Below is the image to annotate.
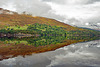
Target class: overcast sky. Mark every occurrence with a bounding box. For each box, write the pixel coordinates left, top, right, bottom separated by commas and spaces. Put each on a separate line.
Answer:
0, 0, 100, 29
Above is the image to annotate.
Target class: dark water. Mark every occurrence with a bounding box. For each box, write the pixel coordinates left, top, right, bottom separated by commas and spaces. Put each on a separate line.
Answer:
0, 36, 100, 67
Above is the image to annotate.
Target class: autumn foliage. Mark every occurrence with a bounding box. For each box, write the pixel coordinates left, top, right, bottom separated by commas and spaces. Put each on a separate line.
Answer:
0, 8, 80, 31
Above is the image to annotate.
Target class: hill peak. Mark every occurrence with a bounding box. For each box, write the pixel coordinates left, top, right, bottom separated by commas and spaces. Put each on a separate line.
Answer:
0, 8, 18, 14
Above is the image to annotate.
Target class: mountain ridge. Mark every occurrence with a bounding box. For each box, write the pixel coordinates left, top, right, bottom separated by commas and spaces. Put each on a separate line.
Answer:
0, 8, 99, 37
0, 8, 80, 31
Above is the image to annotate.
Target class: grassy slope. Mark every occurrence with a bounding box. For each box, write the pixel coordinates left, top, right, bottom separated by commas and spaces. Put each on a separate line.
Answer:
0, 14, 82, 31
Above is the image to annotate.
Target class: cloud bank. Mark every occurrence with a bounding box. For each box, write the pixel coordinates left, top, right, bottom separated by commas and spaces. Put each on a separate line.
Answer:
0, 0, 100, 29
42, 0, 100, 28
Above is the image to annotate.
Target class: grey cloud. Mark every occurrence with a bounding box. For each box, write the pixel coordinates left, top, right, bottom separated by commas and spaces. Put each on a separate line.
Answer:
12, 0, 51, 16
87, 0, 100, 4
42, 0, 100, 5
41, 0, 66, 4
42, 0, 100, 29
0, 0, 50, 15
0, 0, 64, 21
0, 0, 100, 29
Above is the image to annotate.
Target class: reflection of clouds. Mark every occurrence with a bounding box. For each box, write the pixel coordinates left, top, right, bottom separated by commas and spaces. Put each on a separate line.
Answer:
0, 56, 31, 66
47, 40, 100, 67
0, 58, 16, 66
0, 40, 100, 67
0, 54, 51, 67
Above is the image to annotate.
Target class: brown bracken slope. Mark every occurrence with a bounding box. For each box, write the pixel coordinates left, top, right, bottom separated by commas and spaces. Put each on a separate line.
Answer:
0, 8, 83, 31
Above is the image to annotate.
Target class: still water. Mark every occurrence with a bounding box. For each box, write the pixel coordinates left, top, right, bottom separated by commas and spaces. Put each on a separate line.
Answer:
0, 36, 99, 67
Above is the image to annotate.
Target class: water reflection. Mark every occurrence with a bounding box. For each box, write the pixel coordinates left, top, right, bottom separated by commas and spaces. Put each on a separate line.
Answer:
0, 36, 99, 61
0, 40, 99, 67
0, 36, 67, 47
0, 36, 99, 47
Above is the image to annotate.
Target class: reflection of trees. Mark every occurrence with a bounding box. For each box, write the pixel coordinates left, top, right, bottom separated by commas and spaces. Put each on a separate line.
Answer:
0, 36, 66, 47
27, 36, 66, 47
0, 35, 99, 47
68, 36, 99, 40
26, 36, 99, 47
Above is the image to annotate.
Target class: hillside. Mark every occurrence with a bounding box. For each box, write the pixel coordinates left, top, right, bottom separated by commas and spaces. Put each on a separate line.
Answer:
0, 8, 99, 37
0, 8, 80, 30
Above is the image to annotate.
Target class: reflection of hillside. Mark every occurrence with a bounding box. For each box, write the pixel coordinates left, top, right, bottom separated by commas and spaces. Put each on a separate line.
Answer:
0, 36, 99, 46
0, 36, 99, 61
0, 36, 66, 47
68, 36, 100, 41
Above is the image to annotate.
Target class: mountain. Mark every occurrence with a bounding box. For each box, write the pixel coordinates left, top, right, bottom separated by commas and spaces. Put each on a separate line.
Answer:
79, 27, 100, 31
0, 8, 80, 30
0, 8, 99, 37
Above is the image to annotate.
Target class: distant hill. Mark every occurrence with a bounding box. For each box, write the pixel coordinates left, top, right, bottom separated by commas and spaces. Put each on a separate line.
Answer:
79, 27, 100, 31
